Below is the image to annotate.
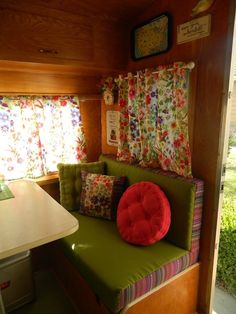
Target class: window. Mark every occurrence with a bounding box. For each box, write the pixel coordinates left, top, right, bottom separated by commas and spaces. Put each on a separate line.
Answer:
0, 95, 87, 180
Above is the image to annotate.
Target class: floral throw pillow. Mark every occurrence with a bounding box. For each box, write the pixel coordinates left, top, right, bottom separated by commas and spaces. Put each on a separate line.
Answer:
80, 171, 126, 220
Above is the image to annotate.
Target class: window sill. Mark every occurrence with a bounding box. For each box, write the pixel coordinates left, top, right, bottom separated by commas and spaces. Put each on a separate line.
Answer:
33, 174, 59, 186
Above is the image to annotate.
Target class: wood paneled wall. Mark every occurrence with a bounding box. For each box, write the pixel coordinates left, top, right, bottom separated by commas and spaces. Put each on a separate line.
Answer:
80, 99, 102, 162
126, 1, 235, 314
0, 71, 99, 95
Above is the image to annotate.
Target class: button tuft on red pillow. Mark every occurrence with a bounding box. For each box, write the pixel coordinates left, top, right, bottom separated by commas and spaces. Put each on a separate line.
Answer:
117, 182, 171, 246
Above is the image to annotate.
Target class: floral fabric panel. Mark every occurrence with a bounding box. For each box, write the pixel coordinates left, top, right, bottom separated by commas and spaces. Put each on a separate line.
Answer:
0, 95, 87, 180
155, 63, 192, 177
80, 171, 126, 220
116, 75, 131, 161
116, 62, 192, 177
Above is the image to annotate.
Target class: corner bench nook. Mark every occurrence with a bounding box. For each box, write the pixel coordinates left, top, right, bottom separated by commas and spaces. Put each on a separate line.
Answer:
51, 154, 204, 314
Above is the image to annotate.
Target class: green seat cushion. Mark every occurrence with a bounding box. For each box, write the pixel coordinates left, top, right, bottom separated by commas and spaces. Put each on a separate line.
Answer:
99, 155, 196, 251
58, 213, 187, 313
57, 161, 105, 211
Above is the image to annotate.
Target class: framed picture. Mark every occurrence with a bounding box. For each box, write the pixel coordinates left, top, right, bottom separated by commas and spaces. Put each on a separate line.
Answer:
131, 13, 171, 60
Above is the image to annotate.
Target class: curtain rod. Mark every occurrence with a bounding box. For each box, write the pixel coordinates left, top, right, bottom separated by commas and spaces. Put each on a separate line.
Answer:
121, 62, 195, 79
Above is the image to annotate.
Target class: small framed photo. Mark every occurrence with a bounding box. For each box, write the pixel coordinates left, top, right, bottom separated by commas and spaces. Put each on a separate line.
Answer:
131, 13, 171, 60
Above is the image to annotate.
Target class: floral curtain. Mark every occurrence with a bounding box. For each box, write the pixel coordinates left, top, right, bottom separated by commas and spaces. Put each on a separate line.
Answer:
0, 95, 87, 180
116, 62, 192, 177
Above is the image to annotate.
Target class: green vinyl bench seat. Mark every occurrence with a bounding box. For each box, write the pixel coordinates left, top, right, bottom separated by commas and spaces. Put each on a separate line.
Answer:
58, 213, 189, 313
57, 154, 204, 313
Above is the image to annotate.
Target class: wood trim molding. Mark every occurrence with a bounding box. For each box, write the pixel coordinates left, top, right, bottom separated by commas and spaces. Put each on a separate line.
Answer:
0, 60, 123, 77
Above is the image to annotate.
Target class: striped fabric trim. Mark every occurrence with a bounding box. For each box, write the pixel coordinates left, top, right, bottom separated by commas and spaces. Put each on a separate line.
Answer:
117, 176, 204, 311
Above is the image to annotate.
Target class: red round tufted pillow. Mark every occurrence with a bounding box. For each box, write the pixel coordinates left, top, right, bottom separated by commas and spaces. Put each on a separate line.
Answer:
117, 182, 171, 246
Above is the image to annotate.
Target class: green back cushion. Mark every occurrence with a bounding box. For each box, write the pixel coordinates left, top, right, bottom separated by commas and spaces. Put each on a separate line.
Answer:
57, 161, 105, 211
99, 155, 196, 251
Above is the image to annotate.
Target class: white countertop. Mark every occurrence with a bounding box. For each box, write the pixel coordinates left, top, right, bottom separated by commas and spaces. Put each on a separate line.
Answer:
0, 180, 79, 259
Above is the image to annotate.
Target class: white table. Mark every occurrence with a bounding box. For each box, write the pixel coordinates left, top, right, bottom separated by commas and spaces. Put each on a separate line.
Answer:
0, 180, 79, 313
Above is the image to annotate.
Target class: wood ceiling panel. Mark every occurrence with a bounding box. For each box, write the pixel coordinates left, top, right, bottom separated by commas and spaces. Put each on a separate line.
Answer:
0, 0, 156, 22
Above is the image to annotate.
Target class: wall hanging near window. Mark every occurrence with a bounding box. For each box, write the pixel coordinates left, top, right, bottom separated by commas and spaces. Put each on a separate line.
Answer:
0, 95, 87, 180
99, 77, 117, 105
115, 61, 195, 178
131, 13, 171, 60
